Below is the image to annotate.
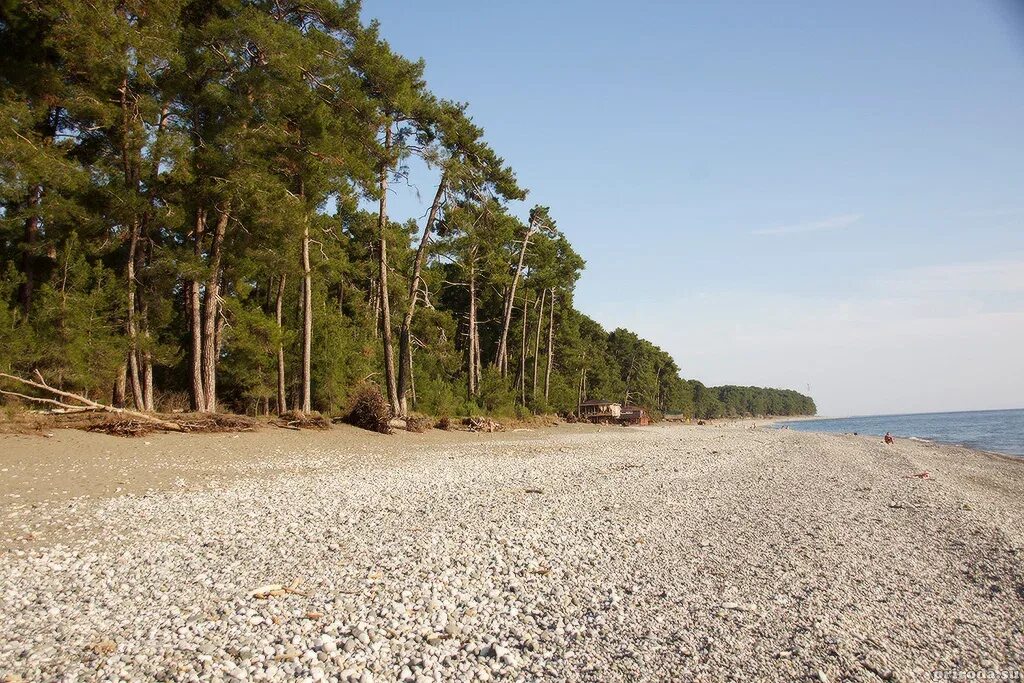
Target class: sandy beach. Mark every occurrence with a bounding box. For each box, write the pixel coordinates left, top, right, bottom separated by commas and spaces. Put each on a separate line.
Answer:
1, 422, 1022, 682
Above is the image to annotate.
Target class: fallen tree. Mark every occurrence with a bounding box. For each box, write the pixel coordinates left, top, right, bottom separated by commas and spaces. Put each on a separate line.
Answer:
0, 370, 185, 432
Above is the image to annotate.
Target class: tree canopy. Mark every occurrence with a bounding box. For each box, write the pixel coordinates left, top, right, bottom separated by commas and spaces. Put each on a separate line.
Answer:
0, 0, 815, 421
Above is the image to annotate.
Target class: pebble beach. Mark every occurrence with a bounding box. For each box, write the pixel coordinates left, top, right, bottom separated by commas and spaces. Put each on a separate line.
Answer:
1, 423, 1022, 682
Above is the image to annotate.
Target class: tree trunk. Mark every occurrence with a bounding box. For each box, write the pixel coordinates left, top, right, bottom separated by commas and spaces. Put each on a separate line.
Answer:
407, 337, 416, 409
532, 288, 545, 401
188, 209, 206, 412
545, 291, 555, 402
137, 105, 167, 413
397, 171, 446, 416
494, 225, 535, 375
377, 126, 400, 415
467, 255, 478, 398
276, 273, 288, 415
474, 306, 482, 387
577, 367, 584, 415
301, 218, 312, 414
142, 355, 153, 411
125, 218, 145, 410
369, 274, 380, 339
113, 364, 127, 408
200, 206, 229, 413
140, 249, 154, 412
519, 293, 528, 404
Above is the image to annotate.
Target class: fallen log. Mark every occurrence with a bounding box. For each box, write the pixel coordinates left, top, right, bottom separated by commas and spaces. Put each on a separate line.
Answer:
0, 371, 184, 432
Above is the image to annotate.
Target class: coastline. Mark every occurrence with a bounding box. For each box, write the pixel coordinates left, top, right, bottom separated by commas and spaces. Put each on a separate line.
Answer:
766, 411, 1024, 460
2, 422, 1022, 681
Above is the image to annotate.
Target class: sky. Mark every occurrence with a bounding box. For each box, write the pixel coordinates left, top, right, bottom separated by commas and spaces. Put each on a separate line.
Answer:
361, 0, 1024, 417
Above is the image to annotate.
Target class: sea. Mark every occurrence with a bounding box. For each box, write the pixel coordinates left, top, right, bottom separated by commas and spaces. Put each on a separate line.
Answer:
777, 408, 1024, 457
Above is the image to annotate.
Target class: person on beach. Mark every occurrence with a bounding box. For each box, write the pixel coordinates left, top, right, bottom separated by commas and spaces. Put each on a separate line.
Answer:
884, 432, 895, 445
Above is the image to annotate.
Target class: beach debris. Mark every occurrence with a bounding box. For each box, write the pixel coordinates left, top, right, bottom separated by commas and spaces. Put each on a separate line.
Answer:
435, 416, 452, 431
88, 639, 117, 655
250, 580, 307, 599
87, 419, 156, 438
1, 371, 259, 436
906, 471, 930, 479
524, 487, 544, 494
340, 382, 393, 434
274, 411, 330, 430
0, 370, 184, 432
406, 416, 433, 433
462, 417, 504, 432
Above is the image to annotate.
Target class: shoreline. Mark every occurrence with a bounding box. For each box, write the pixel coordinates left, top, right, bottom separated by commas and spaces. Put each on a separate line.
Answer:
766, 415, 1024, 461
2, 423, 1022, 681
3, 418, 1021, 548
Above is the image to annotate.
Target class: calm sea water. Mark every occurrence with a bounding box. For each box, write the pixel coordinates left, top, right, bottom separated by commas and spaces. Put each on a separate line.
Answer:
778, 409, 1024, 457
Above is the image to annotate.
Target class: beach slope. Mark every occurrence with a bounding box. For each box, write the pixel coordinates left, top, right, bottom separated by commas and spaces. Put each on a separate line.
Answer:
1, 423, 1021, 681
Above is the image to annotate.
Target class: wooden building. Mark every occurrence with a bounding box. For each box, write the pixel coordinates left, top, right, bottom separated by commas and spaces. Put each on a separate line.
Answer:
620, 405, 650, 426
579, 399, 622, 423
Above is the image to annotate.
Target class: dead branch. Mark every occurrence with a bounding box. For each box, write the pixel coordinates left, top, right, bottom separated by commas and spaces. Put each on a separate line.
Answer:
0, 372, 184, 432
0, 389, 92, 413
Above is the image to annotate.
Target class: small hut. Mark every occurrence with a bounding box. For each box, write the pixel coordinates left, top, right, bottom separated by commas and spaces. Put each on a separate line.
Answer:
620, 405, 650, 426
579, 399, 622, 424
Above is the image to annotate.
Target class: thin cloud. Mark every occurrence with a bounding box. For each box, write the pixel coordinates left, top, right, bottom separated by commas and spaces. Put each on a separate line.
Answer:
959, 207, 1024, 219
876, 256, 1024, 294
752, 213, 862, 236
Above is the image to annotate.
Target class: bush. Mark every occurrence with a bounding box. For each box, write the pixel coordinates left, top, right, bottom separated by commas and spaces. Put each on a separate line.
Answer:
341, 382, 393, 434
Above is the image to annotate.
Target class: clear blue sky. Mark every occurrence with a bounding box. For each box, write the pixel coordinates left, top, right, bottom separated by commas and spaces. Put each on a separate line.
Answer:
362, 0, 1024, 416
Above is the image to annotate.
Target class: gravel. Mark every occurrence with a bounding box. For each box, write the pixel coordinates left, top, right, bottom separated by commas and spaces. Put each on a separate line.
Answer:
1, 424, 1023, 681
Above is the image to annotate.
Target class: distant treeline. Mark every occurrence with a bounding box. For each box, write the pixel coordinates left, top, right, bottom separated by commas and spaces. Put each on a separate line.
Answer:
0, 1, 814, 422
690, 385, 816, 420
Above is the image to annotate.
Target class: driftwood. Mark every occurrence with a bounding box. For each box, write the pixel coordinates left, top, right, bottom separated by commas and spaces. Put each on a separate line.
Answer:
274, 411, 330, 431
462, 416, 504, 433
0, 371, 184, 431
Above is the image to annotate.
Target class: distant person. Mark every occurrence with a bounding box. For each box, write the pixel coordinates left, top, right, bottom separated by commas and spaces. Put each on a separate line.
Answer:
884, 432, 895, 445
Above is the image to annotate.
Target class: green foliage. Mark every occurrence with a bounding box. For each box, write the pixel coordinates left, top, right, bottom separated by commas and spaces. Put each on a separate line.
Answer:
478, 368, 516, 417
20, 235, 126, 395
